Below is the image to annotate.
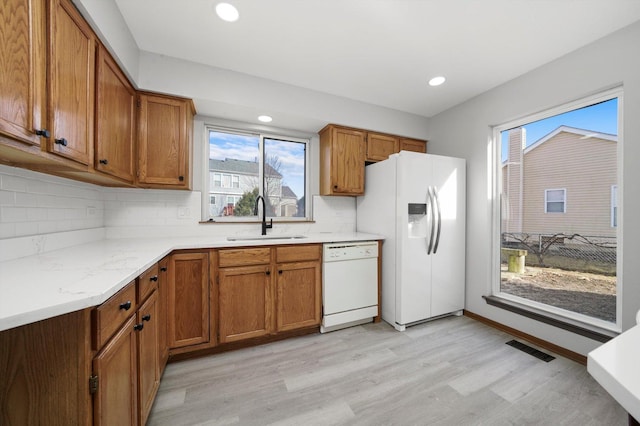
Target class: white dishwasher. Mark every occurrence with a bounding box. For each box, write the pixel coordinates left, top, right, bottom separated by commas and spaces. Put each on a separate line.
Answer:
321, 241, 379, 333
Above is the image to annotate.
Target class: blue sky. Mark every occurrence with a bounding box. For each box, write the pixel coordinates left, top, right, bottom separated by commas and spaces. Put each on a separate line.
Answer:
501, 98, 618, 161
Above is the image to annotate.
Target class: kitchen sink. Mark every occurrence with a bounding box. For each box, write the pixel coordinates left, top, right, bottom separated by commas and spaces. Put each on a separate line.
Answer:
226, 235, 307, 241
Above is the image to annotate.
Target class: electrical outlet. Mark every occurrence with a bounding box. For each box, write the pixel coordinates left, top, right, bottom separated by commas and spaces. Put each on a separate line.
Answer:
177, 207, 191, 219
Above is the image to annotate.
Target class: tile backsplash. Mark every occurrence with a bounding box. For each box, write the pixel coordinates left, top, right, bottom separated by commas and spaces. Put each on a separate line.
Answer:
0, 165, 104, 239
0, 165, 357, 251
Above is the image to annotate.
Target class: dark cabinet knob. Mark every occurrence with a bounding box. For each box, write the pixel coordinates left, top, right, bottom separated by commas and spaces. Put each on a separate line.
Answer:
133, 323, 144, 331
150, 275, 158, 282
142, 314, 151, 322
265, 270, 271, 276
35, 129, 50, 138
160, 267, 167, 272
333, 185, 338, 190
119, 301, 132, 311
99, 159, 108, 165
278, 270, 283, 275
54, 138, 68, 146
178, 175, 184, 182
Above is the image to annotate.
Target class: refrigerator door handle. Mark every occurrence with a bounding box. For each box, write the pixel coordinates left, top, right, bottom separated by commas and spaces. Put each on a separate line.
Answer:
432, 186, 442, 254
427, 186, 435, 255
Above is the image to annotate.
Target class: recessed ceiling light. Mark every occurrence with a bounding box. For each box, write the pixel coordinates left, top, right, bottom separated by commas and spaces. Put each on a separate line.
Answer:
258, 115, 272, 123
215, 3, 239, 22
429, 76, 446, 87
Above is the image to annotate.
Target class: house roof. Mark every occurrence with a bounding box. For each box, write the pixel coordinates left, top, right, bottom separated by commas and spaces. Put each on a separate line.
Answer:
523, 125, 617, 155
281, 186, 297, 199
209, 158, 282, 178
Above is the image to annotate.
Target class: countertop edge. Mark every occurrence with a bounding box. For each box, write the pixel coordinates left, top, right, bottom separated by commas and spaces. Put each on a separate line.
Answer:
0, 233, 383, 332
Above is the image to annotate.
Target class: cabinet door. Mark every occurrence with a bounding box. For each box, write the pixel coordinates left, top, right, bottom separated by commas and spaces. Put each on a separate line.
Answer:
93, 315, 138, 426
0, 0, 47, 146
399, 137, 427, 153
158, 257, 170, 371
95, 44, 135, 182
48, 0, 95, 165
366, 133, 399, 162
320, 125, 366, 195
137, 291, 160, 426
276, 260, 321, 332
168, 252, 210, 348
218, 265, 273, 343
137, 93, 192, 188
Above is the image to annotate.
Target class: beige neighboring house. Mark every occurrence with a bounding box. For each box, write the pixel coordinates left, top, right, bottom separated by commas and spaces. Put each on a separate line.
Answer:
502, 126, 617, 239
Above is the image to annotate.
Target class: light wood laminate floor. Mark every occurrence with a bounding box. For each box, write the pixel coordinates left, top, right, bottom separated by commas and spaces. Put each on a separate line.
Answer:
148, 316, 625, 426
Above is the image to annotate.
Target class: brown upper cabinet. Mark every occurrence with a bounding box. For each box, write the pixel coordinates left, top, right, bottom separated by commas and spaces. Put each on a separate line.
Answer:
319, 124, 366, 196
0, 0, 47, 148
399, 137, 427, 153
48, 0, 96, 165
319, 124, 427, 195
137, 93, 194, 190
95, 44, 136, 183
0, 0, 195, 189
366, 132, 399, 162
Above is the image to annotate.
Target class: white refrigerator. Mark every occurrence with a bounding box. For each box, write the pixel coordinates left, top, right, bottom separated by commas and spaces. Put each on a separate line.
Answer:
356, 151, 466, 331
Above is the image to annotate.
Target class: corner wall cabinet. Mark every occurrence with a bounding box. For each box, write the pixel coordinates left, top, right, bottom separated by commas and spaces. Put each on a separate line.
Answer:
319, 123, 427, 196
95, 44, 136, 183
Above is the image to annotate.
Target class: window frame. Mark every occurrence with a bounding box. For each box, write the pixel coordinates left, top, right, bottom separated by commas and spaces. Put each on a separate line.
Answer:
544, 188, 566, 213
202, 123, 312, 223
611, 184, 618, 228
490, 87, 623, 334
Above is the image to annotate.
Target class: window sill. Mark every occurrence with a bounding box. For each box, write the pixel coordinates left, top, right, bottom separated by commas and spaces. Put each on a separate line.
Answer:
199, 219, 315, 225
483, 295, 618, 343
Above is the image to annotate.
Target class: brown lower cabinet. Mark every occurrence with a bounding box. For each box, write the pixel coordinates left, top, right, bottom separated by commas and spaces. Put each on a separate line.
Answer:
218, 244, 322, 342
0, 244, 325, 424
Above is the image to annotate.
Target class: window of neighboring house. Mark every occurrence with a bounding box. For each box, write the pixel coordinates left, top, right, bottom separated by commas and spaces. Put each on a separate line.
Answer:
204, 126, 310, 221
494, 89, 621, 332
545, 189, 566, 213
611, 185, 618, 227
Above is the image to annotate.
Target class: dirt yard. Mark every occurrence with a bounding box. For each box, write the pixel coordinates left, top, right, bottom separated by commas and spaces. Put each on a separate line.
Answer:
500, 265, 617, 322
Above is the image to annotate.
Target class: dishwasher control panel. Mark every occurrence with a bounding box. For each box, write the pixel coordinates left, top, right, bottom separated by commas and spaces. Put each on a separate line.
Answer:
323, 241, 378, 262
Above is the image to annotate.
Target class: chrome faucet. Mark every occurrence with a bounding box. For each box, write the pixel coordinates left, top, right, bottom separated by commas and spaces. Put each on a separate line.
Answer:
254, 195, 273, 235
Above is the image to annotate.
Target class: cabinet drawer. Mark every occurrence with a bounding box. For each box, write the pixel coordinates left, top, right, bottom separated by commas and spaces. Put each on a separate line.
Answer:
93, 281, 136, 349
218, 248, 271, 267
138, 263, 159, 303
276, 244, 321, 263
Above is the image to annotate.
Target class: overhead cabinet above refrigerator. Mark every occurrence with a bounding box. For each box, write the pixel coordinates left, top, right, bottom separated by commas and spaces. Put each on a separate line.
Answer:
356, 151, 466, 331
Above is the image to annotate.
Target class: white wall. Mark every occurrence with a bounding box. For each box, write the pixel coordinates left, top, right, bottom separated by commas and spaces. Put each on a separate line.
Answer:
426, 21, 640, 354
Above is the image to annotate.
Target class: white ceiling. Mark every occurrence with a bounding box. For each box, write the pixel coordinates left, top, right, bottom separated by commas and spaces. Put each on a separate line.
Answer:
115, 0, 640, 118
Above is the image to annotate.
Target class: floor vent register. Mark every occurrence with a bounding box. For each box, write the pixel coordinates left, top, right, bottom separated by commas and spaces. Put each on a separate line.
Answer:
505, 339, 556, 362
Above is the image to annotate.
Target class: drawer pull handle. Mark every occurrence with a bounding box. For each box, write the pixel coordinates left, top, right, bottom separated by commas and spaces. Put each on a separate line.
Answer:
99, 159, 108, 165
150, 275, 158, 282
54, 138, 68, 146
35, 129, 50, 138
133, 323, 144, 331
119, 301, 132, 311
142, 314, 151, 322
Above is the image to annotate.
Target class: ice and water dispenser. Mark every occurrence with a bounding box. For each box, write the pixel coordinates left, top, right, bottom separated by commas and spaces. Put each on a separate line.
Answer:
408, 203, 428, 238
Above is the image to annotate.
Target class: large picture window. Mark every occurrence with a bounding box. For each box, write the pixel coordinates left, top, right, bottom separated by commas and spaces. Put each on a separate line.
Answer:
495, 89, 621, 331
205, 127, 309, 221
